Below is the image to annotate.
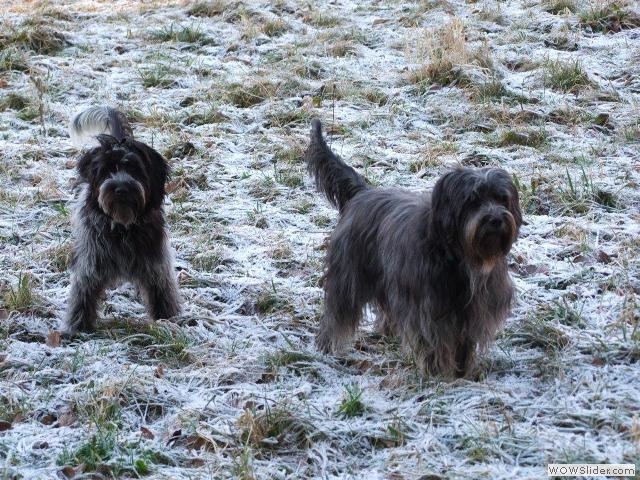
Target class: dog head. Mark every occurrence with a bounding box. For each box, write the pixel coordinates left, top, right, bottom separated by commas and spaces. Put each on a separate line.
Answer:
76, 134, 169, 227
431, 167, 522, 270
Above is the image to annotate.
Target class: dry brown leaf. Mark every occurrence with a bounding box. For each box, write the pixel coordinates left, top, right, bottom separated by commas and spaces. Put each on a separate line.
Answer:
39, 413, 57, 425
154, 364, 165, 378
140, 426, 155, 440
60, 465, 79, 479
46, 331, 62, 347
56, 410, 76, 427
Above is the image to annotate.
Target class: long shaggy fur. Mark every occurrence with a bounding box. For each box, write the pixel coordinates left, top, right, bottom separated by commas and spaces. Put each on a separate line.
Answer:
64, 106, 181, 335
305, 119, 369, 212
304, 120, 523, 378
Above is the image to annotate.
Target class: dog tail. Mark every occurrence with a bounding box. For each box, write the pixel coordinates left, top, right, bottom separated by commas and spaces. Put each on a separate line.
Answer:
304, 119, 368, 212
69, 106, 133, 146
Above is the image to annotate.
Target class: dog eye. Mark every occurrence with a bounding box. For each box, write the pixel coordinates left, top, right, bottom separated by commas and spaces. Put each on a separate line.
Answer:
497, 194, 510, 205
122, 153, 141, 166
467, 192, 479, 203
97, 164, 115, 177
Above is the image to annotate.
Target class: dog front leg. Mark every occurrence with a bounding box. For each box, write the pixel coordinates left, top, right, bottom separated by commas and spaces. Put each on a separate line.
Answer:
64, 276, 105, 335
454, 338, 476, 378
138, 263, 181, 320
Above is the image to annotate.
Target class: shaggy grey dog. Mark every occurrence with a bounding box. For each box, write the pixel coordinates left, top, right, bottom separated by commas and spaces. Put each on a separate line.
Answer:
305, 119, 522, 377
64, 106, 181, 335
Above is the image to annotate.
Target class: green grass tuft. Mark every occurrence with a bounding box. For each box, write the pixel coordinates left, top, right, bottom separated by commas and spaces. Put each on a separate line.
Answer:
261, 19, 288, 37
2, 273, 38, 313
544, 0, 577, 14
496, 128, 548, 148
187, 1, 228, 17
238, 403, 314, 450
0, 46, 29, 72
579, 2, 640, 33
151, 23, 213, 45
254, 282, 292, 315
58, 428, 118, 472
0, 93, 31, 112
544, 59, 592, 92
305, 12, 342, 27
337, 384, 367, 418
138, 64, 178, 88
0, 25, 67, 54
225, 80, 279, 108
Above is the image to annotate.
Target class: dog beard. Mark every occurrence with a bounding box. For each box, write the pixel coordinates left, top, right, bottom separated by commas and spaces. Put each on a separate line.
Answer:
464, 207, 519, 270
97, 171, 146, 228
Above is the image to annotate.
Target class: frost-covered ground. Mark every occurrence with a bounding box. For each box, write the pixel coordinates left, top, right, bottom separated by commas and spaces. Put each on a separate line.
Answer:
1, 0, 639, 478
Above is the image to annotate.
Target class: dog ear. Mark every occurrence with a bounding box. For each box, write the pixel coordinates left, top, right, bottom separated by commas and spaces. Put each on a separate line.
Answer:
507, 177, 524, 228
430, 168, 470, 244
75, 151, 94, 181
491, 168, 524, 228
135, 141, 169, 210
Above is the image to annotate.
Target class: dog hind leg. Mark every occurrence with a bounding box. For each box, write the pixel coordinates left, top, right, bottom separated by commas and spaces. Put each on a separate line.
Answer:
316, 262, 373, 352
316, 278, 363, 352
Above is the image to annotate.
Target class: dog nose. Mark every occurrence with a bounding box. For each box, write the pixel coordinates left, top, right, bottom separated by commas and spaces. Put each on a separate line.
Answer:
115, 186, 127, 196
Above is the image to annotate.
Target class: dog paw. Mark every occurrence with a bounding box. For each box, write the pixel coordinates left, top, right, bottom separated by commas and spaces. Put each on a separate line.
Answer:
315, 330, 335, 353
63, 315, 96, 337
151, 303, 181, 320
